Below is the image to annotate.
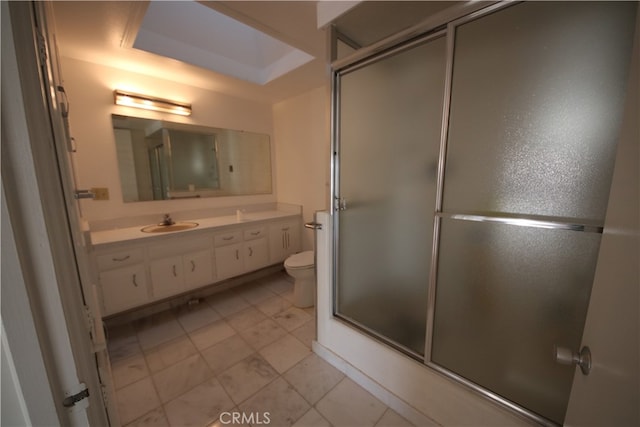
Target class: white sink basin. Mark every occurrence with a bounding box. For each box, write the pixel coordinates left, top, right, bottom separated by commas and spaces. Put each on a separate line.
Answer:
141, 222, 199, 233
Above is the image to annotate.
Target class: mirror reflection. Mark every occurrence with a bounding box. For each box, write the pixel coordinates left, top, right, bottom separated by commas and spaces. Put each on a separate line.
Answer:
111, 115, 272, 202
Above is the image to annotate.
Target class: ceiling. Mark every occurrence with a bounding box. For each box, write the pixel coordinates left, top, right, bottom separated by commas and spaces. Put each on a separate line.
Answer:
50, 1, 462, 104
133, 2, 315, 85
51, 1, 329, 104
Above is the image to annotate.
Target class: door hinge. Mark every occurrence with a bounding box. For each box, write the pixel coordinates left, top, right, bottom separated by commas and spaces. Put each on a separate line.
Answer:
63, 383, 89, 408
84, 304, 107, 353
334, 197, 347, 211
101, 383, 110, 408
36, 31, 48, 64
84, 305, 95, 335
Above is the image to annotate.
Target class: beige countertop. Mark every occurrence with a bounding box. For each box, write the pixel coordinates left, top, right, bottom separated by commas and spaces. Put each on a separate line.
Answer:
90, 210, 300, 248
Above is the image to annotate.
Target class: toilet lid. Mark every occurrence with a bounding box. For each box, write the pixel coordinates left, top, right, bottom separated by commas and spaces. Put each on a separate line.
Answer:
285, 251, 314, 268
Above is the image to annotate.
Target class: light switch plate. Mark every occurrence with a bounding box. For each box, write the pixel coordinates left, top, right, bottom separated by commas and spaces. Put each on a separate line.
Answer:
91, 187, 109, 200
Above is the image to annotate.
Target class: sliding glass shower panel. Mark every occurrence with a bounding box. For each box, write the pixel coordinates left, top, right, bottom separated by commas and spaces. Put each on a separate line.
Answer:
431, 1, 637, 424
432, 218, 602, 424
336, 35, 446, 355
442, 1, 637, 222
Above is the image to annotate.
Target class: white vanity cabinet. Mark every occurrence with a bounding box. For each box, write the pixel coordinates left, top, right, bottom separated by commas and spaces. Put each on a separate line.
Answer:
96, 247, 149, 316
91, 211, 302, 317
214, 226, 269, 280
214, 230, 244, 281
148, 236, 213, 300
269, 219, 302, 263
243, 226, 269, 272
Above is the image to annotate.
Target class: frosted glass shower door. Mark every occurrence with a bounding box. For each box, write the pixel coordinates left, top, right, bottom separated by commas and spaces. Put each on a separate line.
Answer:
430, 2, 637, 425
335, 35, 446, 355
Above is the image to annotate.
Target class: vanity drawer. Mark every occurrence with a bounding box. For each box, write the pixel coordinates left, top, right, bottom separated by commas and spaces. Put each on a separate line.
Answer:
148, 236, 211, 260
243, 226, 266, 241
96, 248, 144, 270
214, 230, 242, 246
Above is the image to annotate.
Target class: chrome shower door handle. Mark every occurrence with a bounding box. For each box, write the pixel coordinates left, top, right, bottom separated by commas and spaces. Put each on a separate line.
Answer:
554, 345, 591, 375
304, 222, 323, 230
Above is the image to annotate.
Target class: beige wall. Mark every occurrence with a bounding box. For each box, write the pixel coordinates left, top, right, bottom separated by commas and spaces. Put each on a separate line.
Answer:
61, 57, 276, 221
273, 85, 331, 251
61, 56, 330, 233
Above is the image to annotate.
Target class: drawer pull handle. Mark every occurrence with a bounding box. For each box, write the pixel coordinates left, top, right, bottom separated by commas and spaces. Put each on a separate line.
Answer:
191, 260, 196, 272
113, 255, 130, 262
250, 231, 260, 236
249, 247, 253, 257
172, 265, 177, 277
223, 236, 234, 241
282, 227, 289, 231
235, 249, 239, 260
132, 274, 138, 287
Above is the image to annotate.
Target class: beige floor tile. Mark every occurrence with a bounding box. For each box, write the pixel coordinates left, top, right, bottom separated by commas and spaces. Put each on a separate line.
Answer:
201, 335, 254, 374
123, 407, 169, 427
239, 318, 288, 350
291, 319, 316, 349
115, 377, 161, 425
272, 306, 312, 332
238, 378, 310, 427
259, 334, 311, 374
144, 335, 198, 373
281, 289, 295, 304
152, 353, 213, 403
135, 311, 185, 351
175, 303, 221, 332
111, 352, 149, 390
316, 378, 387, 427
207, 408, 251, 427
207, 291, 250, 317
226, 306, 267, 332
255, 295, 293, 317
283, 353, 344, 404
262, 274, 294, 294
188, 319, 236, 351
164, 378, 234, 427
292, 408, 332, 427
236, 281, 278, 305
217, 354, 278, 404
375, 408, 416, 427
107, 323, 142, 362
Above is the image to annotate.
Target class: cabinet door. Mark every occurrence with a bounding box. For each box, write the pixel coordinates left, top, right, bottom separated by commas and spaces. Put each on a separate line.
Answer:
150, 255, 184, 299
99, 264, 148, 315
269, 221, 301, 263
245, 238, 269, 272
214, 243, 244, 281
183, 249, 213, 289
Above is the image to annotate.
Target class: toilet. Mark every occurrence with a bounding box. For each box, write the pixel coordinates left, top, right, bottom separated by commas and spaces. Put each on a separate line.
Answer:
284, 251, 315, 308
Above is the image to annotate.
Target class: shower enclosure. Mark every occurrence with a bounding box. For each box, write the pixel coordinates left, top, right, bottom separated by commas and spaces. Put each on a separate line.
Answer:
332, 2, 637, 425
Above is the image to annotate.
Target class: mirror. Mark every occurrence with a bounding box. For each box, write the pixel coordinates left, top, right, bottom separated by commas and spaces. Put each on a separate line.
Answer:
111, 115, 272, 202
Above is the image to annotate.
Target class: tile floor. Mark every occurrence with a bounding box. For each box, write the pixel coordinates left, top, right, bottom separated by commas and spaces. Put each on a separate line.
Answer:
107, 272, 416, 427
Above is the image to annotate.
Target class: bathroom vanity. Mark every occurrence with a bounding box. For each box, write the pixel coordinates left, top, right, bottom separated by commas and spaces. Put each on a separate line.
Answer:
89, 209, 301, 317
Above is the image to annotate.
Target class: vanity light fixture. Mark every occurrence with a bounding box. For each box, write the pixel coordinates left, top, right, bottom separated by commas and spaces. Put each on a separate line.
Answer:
113, 90, 192, 116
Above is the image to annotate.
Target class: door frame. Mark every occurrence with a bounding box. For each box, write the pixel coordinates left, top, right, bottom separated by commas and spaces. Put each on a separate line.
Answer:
2, 2, 110, 425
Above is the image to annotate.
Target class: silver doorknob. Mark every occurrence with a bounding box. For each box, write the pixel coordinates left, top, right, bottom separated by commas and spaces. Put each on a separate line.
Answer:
554, 345, 591, 375
304, 222, 323, 230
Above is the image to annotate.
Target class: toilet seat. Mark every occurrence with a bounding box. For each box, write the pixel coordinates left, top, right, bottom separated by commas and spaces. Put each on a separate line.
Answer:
284, 250, 314, 269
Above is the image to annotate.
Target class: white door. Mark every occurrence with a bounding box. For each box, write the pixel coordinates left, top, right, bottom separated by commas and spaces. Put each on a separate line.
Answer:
32, 2, 120, 424
564, 10, 639, 426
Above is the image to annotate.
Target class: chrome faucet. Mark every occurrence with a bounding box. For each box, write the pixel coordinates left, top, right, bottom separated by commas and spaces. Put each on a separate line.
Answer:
160, 213, 175, 226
